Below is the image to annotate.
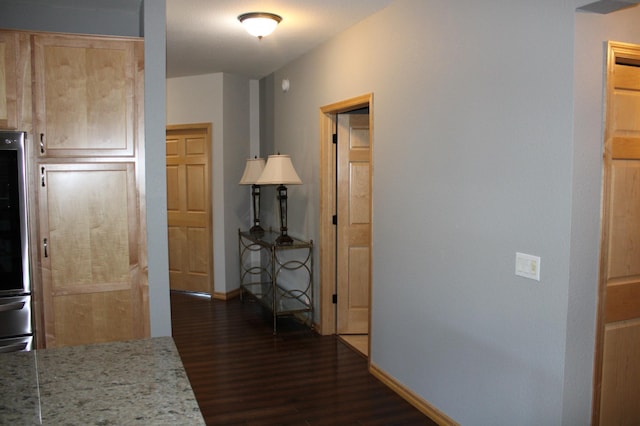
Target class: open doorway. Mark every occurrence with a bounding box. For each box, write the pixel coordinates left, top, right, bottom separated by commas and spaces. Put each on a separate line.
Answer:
319, 94, 373, 358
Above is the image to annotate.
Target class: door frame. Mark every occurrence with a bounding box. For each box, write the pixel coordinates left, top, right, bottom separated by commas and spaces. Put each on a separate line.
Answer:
318, 93, 373, 338
592, 41, 640, 424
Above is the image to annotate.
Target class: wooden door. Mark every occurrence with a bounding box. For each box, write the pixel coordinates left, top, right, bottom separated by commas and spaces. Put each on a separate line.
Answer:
32, 33, 141, 157
166, 124, 213, 294
39, 163, 146, 347
336, 113, 371, 334
596, 42, 640, 425
0, 30, 17, 129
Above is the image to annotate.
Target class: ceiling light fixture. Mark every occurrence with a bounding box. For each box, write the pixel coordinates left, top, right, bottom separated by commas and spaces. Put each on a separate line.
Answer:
238, 12, 282, 39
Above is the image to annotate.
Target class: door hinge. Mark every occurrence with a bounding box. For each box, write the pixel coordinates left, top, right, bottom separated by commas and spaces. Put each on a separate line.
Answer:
332, 133, 337, 144
332, 294, 337, 304
332, 215, 337, 225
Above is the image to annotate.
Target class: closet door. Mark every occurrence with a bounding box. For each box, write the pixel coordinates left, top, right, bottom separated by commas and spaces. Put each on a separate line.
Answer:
38, 163, 146, 347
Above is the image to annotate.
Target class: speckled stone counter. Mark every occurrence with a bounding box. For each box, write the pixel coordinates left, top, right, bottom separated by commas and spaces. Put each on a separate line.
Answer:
0, 337, 204, 425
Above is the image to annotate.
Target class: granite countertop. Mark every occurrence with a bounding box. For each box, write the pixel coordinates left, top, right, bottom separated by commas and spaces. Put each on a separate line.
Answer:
0, 337, 204, 425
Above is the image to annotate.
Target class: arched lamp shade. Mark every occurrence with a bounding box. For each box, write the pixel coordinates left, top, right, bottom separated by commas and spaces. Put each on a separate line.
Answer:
239, 157, 266, 185
255, 154, 302, 186
239, 157, 266, 235
238, 12, 282, 39
256, 154, 302, 244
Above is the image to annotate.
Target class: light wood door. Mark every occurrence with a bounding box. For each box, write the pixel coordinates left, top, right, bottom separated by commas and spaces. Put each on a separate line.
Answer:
0, 30, 17, 129
32, 33, 142, 157
596, 42, 640, 425
166, 124, 213, 294
38, 163, 146, 347
337, 113, 371, 334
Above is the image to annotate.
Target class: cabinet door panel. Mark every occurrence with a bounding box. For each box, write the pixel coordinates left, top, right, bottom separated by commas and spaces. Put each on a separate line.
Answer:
53, 290, 134, 347
33, 34, 141, 157
39, 163, 144, 347
0, 31, 17, 129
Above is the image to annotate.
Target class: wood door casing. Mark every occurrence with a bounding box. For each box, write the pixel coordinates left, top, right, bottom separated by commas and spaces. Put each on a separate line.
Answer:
319, 94, 373, 337
39, 163, 145, 347
166, 124, 213, 294
337, 113, 371, 335
595, 42, 640, 425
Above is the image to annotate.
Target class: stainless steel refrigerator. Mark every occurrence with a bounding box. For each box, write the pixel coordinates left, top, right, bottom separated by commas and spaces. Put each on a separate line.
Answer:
0, 130, 33, 352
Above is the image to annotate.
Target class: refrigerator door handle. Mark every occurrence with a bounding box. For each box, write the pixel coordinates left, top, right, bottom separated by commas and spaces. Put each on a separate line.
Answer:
0, 301, 26, 312
0, 341, 28, 353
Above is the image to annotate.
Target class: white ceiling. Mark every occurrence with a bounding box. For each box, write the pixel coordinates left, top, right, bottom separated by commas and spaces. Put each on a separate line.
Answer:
166, 0, 395, 79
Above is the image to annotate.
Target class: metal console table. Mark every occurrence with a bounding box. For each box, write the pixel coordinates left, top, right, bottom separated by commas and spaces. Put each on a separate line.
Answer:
238, 229, 313, 333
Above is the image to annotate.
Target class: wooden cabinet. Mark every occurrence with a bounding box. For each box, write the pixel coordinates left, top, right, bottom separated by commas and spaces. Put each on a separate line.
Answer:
32, 33, 141, 157
0, 31, 18, 129
38, 163, 146, 347
27, 32, 147, 348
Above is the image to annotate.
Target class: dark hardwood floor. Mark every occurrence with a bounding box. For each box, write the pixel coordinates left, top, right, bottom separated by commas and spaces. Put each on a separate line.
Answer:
170, 291, 437, 425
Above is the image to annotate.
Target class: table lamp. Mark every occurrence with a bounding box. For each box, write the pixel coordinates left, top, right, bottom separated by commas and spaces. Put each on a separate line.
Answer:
239, 156, 266, 235
256, 154, 302, 244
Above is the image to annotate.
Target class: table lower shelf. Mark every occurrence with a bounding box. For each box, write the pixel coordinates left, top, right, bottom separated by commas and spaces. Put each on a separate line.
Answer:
240, 281, 313, 333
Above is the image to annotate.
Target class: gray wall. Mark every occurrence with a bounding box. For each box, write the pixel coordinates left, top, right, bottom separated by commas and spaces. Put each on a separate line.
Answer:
0, 0, 141, 36
261, 0, 640, 424
0, 0, 172, 338
222, 73, 251, 293
142, 0, 170, 337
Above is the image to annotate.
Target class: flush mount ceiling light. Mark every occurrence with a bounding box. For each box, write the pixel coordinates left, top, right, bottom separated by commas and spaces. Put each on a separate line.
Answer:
238, 12, 282, 39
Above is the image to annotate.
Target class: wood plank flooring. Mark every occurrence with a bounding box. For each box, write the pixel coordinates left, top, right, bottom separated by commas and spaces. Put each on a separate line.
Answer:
170, 291, 436, 425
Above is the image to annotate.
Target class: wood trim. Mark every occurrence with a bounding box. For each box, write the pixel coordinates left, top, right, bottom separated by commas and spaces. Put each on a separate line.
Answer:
320, 94, 372, 115
213, 288, 241, 301
52, 282, 131, 296
319, 109, 337, 335
166, 122, 213, 133
134, 39, 149, 338
318, 93, 373, 337
370, 363, 459, 426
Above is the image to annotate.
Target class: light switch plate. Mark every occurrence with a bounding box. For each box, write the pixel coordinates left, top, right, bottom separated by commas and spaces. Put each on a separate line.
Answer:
515, 252, 541, 281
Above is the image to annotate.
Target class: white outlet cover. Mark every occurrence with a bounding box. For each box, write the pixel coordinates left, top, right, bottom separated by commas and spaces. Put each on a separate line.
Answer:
515, 252, 541, 281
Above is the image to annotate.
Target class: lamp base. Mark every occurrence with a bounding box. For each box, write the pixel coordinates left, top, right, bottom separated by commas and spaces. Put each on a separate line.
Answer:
276, 233, 293, 245
249, 225, 265, 236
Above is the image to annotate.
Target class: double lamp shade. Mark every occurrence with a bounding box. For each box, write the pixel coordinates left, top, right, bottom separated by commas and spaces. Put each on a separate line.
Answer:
239, 154, 302, 243
239, 154, 301, 186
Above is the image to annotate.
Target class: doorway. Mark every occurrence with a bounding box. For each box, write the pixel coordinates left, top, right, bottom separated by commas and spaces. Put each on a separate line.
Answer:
165, 123, 214, 294
594, 42, 640, 425
319, 94, 373, 358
